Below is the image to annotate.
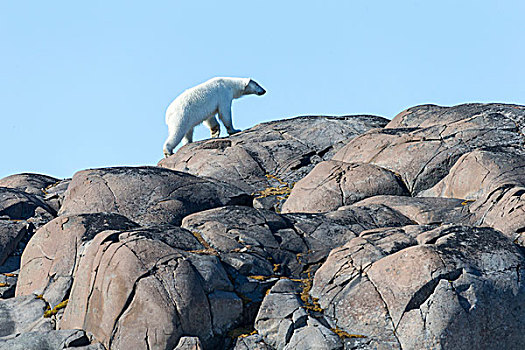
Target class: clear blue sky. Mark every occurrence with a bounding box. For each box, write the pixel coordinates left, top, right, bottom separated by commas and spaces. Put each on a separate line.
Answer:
1, 1, 524, 179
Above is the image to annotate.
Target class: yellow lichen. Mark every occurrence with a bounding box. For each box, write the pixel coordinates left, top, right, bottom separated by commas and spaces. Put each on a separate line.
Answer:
331, 327, 366, 339
239, 330, 258, 338
299, 278, 323, 312
252, 174, 295, 200
461, 200, 475, 205
2, 273, 16, 277
0, 283, 9, 287
228, 326, 257, 339
44, 299, 68, 318
36, 294, 44, 300
297, 266, 323, 313
189, 231, 218, 255
273, 263, 281, 272
248, 275, 271, 281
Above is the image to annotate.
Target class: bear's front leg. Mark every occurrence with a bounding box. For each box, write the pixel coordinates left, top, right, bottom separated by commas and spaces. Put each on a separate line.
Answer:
204, 116, 221, 138
218, 105, 241, 135
227, 128, 241, 135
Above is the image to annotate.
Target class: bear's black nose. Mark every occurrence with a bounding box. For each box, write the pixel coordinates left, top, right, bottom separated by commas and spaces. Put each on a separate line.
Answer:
258, 89, 266, 95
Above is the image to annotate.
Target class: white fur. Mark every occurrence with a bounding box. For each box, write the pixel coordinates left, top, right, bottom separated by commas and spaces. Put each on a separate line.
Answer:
163, 77, 266, 157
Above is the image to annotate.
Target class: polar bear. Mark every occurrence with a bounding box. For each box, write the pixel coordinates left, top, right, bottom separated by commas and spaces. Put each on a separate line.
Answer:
163, 77, 266, 157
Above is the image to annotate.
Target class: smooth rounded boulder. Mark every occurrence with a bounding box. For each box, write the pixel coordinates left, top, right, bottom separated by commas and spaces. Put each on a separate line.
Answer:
58, 166, 251, 226
282, 160, 409, 213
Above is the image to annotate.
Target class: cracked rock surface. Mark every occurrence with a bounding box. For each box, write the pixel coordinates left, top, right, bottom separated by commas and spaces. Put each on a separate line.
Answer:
1, 105, 525, 349
311, 225, 525, 349
58, 166, 251, 226
158, 115, 388, 209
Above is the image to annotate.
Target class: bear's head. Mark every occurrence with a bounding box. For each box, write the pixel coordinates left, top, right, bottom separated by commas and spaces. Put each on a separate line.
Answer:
243, 79, 266, 96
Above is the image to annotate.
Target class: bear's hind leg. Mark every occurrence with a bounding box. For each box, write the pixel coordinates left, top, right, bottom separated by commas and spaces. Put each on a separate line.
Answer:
182, 127, 194, 145
203, 116, 220, 138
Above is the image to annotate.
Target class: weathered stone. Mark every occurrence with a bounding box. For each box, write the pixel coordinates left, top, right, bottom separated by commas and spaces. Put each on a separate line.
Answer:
254, 279, 305, 349
352, 195, 472, 225
16, 213, 138, 307
0, 187, 55, 223
59, 225, 241, 349
0, 221, 29, 265
282, 161, 409, 213
284, 317, 342, 350
0, 329, 103, 350
42, 179, 71, 213
420, 149, 525, 200
174, 336, 204, 350
333, 104, 524, 195
470, 184, 525, 241
159, 115, 388, 208
209, 291, 243, 334
0, 269, 17, 298
387, 103, 525, 132
0, 295, 53, 338
0, 173, 59, 197
414, 148, 525, 240
233, 333, 270, 350
311, 225, 525, 349
58, 166, 251, 226
254, 279, 342, 350
183, 205, 413, 281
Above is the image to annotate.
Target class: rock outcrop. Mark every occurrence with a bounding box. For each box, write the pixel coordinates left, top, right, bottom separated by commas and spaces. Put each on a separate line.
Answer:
0, 103, 524, 350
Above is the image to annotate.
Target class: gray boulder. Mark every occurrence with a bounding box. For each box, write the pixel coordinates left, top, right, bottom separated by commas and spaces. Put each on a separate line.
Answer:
0, 329, 104, 350
254, 279, 342, 350
0, 173, 59, 197
174, 336, 204, 350
0, 270, 17, 298
0, 221, 29, 266
311, 225, 525, 349
58, 226, 239, 349
420, 149, 525, 201
0, 187, 55, 224
182, 205, 413, 279
16, 213, 138, 307
282, 161, 409, 213
158, 115, 388, 209
352, 195, 472, 226
58, 166, 251, 226
0, 295, 54, 338
333, 103, 524, 195
233, 333, 270, 350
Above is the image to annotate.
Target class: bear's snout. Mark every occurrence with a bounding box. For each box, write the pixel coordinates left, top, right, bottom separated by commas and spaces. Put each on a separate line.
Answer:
257, 89, 266, 96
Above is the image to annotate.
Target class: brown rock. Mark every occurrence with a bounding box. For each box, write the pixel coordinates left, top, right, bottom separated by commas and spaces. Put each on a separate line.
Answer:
352, 195, 472, 225
333, 103, 524, 195
58, 166, 251, 226
311, 225, 525, 349
59, 225, 239, 349
282, 160, 409, 213
470, 185, 525, 240
420, 149, 525, 200
16, 213, 137, 307
158, 115, 389, 208
0, 173, 59, 197
0, 221, 29, 265
0, 187, 55, 222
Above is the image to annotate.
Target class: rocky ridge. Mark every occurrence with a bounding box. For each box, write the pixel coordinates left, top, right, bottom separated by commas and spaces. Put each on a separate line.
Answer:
0, 103, 524, 349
